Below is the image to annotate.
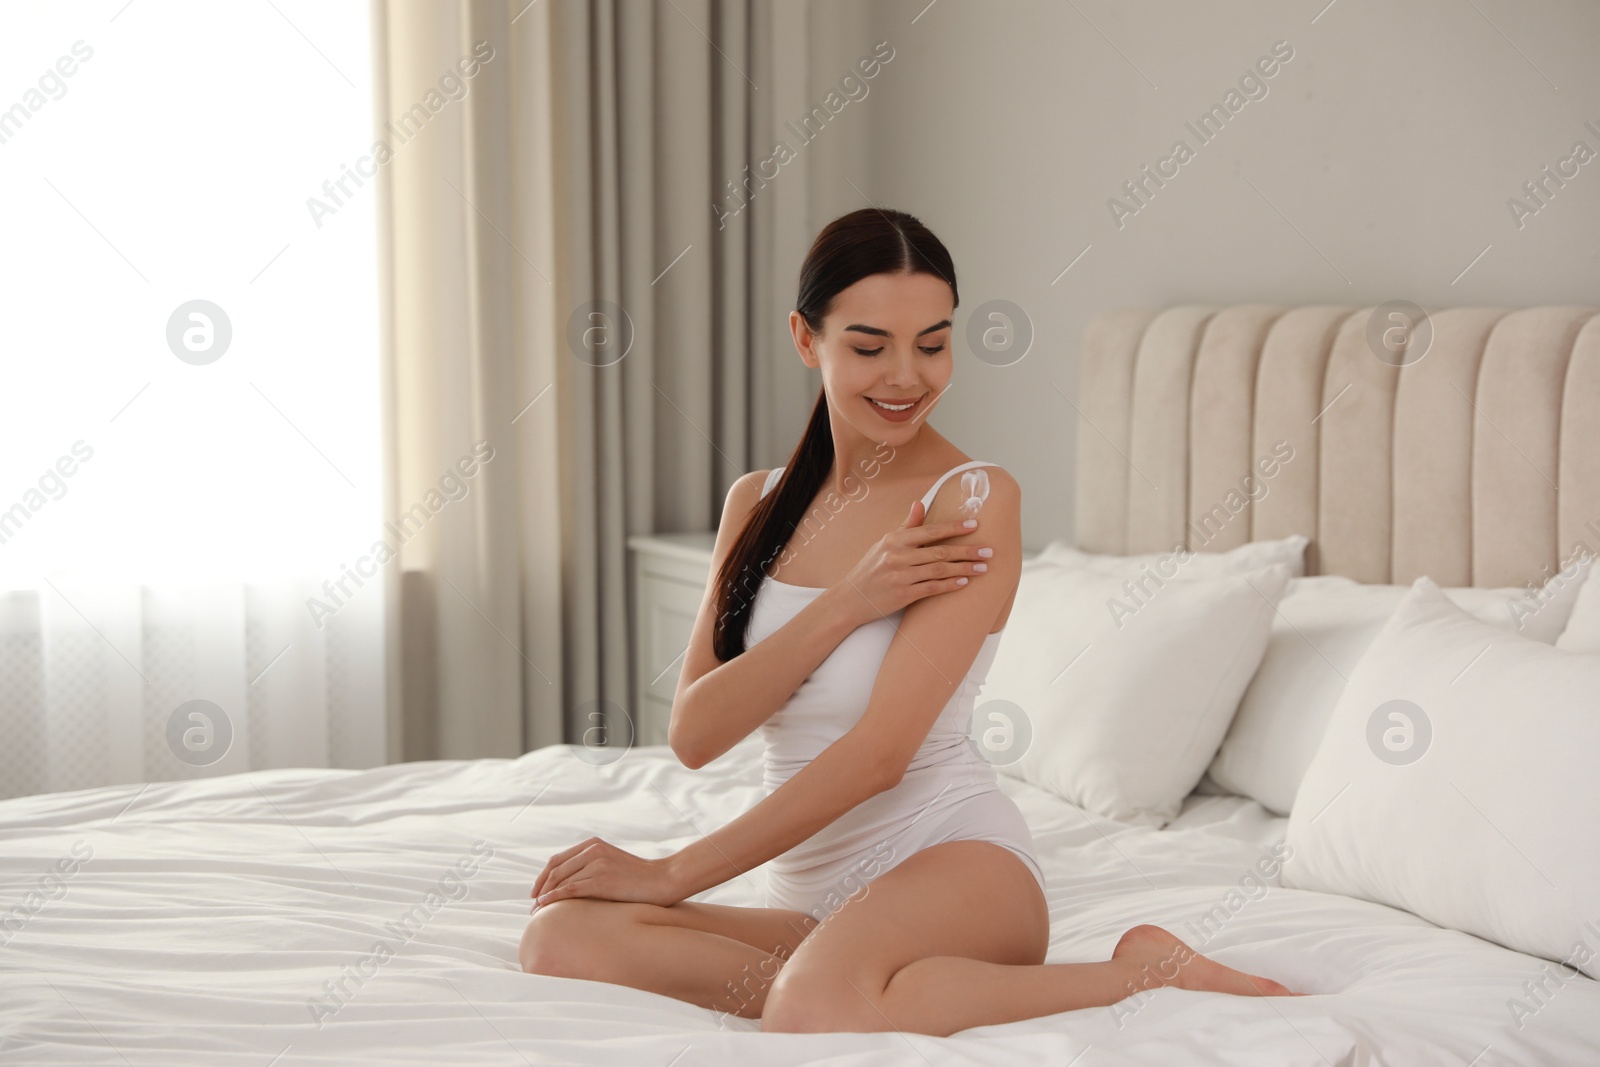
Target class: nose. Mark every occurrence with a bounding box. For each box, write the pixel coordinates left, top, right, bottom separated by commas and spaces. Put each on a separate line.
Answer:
883, 346, 919, 388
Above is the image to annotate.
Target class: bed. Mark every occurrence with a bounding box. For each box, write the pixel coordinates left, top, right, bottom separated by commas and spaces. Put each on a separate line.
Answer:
3, 303, 1598, 1065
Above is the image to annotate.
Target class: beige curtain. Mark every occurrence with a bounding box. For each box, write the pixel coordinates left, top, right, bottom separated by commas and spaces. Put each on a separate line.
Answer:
372, 0, 806, 760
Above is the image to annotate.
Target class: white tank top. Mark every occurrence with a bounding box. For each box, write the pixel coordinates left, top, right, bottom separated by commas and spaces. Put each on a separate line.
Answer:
746, 460, 1006, 800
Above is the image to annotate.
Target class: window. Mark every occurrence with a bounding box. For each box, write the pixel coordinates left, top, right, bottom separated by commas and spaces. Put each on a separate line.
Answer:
0, 2, 386, 796
0, 1, 381, 586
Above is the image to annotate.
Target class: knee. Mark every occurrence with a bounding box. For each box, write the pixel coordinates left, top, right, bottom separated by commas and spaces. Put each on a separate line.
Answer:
518, 899, 583, 977
760, 966, 885, 1034
519, 898, 643, 978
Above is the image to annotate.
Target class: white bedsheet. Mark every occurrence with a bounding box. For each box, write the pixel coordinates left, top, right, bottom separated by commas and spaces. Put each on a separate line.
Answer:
2, 737, 1597, 1066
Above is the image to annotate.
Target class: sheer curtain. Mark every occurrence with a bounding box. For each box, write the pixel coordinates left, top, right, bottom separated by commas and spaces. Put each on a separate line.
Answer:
0, 2, 385, 798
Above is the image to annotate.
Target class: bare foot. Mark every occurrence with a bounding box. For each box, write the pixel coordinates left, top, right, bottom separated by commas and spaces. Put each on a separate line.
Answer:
1112, 924, 1304, 997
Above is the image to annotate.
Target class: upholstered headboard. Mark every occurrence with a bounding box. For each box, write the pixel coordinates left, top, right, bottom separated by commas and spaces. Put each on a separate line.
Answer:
1074, 305, 1600, 588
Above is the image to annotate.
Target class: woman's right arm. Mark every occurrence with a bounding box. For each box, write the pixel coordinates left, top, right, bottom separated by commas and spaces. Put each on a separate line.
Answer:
667, 469, 990, 769
666, 470, 857, 770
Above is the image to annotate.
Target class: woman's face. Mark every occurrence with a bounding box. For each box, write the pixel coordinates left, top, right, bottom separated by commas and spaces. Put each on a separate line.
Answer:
792, 270, 955, 444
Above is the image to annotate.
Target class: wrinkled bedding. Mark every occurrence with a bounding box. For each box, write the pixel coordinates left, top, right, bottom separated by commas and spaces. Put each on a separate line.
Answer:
2, 736, 1597, 1065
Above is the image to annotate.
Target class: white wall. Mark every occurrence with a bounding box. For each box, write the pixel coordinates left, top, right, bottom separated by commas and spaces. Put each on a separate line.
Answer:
794, 0, 1600, 549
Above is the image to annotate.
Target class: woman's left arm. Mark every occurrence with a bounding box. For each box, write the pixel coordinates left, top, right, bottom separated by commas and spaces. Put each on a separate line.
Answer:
531, 469, 1023, 909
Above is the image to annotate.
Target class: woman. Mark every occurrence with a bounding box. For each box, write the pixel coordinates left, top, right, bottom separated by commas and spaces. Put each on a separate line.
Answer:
520, 207, 1297, 1034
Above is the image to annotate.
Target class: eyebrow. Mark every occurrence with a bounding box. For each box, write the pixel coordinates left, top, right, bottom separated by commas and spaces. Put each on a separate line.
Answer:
843, 319, 952, 339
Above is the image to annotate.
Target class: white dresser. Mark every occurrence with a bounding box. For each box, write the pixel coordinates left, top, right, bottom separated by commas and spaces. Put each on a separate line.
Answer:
628, 531, 717, 747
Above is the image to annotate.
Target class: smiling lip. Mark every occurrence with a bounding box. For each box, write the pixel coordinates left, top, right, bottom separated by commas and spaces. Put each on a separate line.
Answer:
865, 393, 925, 422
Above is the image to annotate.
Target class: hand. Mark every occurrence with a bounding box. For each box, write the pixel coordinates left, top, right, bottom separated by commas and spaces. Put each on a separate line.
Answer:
831, 500, 991, 627
530, 836, 682, 912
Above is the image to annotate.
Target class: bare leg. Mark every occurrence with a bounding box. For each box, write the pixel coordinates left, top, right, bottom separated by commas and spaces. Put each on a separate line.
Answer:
761, 842, 1300, 1036
865, 925, 1298, 1036
520, 898, 816, 1021
1108, 923, 1299, 998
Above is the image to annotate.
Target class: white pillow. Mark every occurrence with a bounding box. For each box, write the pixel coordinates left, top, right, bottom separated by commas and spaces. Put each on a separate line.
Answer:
979, 561, 1291, 827
1036, 534, 1309, 578
1282, 577, 1600, 979
1208, 560, 1593, 814
1556, 551, 1600, 653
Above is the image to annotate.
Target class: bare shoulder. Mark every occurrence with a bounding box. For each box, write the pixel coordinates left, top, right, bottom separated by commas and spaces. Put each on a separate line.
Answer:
926, 462, 1020, 520
725, 468, 772, 511
717, 470, 771, 544
923, 462, 1021, 574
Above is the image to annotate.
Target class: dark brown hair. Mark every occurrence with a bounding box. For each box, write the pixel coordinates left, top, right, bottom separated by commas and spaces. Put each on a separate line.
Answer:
710, 207, 959, 661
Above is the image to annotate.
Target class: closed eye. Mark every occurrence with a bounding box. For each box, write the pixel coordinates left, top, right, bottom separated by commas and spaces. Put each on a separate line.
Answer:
854, 345, 946, 356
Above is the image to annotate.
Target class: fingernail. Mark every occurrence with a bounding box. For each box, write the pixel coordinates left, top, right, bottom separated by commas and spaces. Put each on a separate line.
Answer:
973, 563, 987, 572
978, 547, 993, 558
963, 519, 977, 528
956, 577, 968, 585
